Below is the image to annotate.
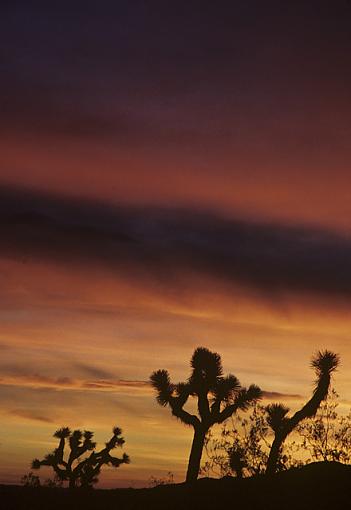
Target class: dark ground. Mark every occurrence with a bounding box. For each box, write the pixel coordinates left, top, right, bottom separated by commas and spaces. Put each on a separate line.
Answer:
1, 462, 350, 510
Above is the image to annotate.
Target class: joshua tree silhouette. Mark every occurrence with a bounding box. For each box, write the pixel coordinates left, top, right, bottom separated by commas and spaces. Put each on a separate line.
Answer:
31, 426, 129, 488
150, 347, 262, 483
265, 350, 340, 475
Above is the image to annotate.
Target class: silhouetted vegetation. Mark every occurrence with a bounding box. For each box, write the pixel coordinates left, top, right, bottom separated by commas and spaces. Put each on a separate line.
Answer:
150, 347, 261, 482
148, 471, 174, 487
201, 351, 341, 478
203, 387, 351, 479
201, 404, 299, 478
265, 350, 339, 474
297, 388, 351, 463
31, 426, 129, 488
20, 472, 41, 488
7, 345, 349, 510
42, 476, 64, 488
20, 472, 63, 488
5, 462, 351, 510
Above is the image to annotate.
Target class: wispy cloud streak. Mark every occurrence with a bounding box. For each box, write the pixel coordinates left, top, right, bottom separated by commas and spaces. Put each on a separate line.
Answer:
0, 371, 301, 401
0, 372, 150, 393
9, 409, 54, 423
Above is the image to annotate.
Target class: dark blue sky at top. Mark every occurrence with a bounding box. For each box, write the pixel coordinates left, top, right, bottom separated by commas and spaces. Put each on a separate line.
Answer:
1, 1, 351, 145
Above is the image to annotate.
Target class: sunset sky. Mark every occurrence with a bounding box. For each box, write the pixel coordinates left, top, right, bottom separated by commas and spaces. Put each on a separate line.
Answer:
1, 1, 351, 487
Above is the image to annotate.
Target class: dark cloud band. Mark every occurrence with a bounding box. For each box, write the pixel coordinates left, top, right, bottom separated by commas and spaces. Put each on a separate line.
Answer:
1, 185, 351, 298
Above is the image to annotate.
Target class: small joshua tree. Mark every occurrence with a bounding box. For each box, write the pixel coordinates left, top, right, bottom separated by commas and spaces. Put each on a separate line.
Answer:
150, 347, 262, 483
32, 426, 129, 488
265, 350, 339, 475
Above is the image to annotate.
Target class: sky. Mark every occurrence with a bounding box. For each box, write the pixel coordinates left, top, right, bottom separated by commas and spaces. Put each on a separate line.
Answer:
1, 0, 351, 487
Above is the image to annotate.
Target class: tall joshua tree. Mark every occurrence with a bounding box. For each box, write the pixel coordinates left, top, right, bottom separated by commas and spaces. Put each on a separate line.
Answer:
32, 426, 129, 488
265, 350, 339, 475
150, 347, 262, 483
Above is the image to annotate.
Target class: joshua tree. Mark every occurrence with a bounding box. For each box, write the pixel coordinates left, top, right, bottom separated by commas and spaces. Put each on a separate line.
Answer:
265, 350, 339, 475
150, 347, 262, 483
32, 426, 129, 488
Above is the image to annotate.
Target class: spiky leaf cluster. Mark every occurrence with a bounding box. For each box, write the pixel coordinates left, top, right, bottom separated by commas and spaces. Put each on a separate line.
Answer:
266, 404, 290, 433
311, 350, 340, 379
150, 347, 262, 428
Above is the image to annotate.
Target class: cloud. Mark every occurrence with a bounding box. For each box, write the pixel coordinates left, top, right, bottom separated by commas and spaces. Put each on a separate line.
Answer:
9, 409, 54, 423
0, 368, 301, 402
73, 363, 115, 380
262, 391, 302, 400
0, 371, 151, 394
2, 0, 351, 157
1, 185, 351, 301
0, 373, 75, 388
82, 379, 149, 390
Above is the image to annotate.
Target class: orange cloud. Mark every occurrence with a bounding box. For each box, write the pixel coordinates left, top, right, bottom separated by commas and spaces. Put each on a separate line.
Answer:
0, 373, 151, 393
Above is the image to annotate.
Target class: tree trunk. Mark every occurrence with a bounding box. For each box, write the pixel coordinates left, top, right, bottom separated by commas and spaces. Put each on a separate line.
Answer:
186, 427, 206, 483
266, 434, 284, 475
